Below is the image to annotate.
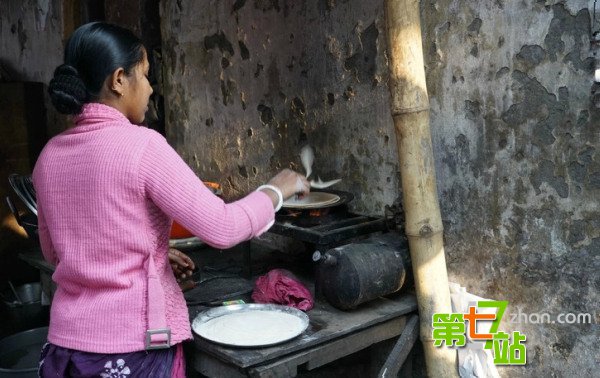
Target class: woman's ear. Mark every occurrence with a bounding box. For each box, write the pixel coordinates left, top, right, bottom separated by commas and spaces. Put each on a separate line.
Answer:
109, 67, 126, 97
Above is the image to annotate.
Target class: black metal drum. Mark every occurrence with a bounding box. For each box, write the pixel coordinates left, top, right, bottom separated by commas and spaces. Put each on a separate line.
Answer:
313, 232, 409, 310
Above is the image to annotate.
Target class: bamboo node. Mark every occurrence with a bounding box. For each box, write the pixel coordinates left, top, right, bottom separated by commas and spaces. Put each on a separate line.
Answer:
391, 106, 429, 116
419, 224, 433, 237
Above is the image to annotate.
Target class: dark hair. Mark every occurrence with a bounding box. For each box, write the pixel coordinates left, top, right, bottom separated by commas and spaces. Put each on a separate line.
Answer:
48, 22, 145, 115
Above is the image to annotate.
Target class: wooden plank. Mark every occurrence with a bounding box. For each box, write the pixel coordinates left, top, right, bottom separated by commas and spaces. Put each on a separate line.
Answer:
249, 362, 299, 378
193, 294, 417, 368
305, 316, 407, 370
194, 351, 246, 378
245, 316, 407, 377
377, 315, 419, 377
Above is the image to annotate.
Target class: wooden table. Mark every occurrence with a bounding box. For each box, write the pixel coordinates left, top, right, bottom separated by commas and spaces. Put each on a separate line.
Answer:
189, 294, 417, 377
19, 249, 419, 377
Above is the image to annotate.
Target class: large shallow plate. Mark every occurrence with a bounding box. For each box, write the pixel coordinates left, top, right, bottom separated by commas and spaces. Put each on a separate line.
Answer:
192, 304, 309, 347
282, 192, 340, 209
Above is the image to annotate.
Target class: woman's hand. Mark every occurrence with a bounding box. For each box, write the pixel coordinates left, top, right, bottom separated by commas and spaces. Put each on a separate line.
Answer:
168, 248, 195, 282
267, 169, 310, 200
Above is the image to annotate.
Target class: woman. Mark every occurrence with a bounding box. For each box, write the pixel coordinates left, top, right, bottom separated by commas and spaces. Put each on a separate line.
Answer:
34, 22, 309, 377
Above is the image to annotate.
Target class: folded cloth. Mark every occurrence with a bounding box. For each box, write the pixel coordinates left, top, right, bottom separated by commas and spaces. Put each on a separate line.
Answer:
252, 269, 314, 311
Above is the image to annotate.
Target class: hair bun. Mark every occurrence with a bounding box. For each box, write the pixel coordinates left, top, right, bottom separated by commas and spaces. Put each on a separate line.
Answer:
48, 64, 89, 114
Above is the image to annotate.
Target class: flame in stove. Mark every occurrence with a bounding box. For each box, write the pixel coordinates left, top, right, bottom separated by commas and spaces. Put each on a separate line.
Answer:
309, 209, 327, 217
285, 210, 302, 217
279, 208, 330, 218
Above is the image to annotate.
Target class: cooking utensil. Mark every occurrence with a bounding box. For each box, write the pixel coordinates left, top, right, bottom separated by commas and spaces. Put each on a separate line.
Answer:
192, 303, 309, 347
300, 145, 314, 179
299, 146, 341, 189
179, 270, 239, 287
278, 189, 354, 212
184, 273, 254, 306
8, 281, 23, 305
8, 174, 37, 216
282, 192, 340, 209
169, 236, 205, 249
309, 177, 341, 189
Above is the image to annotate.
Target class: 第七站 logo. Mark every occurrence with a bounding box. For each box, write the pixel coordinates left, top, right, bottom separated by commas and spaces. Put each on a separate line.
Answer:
432, 301, 527, 365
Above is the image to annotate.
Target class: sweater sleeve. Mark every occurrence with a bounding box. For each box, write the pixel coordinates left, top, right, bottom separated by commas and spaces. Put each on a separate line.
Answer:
138, 131, 275, 249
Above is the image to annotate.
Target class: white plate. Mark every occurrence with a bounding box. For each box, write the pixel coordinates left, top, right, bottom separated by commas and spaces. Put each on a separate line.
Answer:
282, 192, 340, 209
192, 304, 309, 347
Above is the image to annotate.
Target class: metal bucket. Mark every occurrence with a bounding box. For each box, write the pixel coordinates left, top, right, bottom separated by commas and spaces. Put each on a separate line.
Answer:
0, 327, 47, 378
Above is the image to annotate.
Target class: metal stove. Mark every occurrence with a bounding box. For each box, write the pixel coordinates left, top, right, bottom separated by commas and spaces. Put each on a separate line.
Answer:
269, 190, 390, 252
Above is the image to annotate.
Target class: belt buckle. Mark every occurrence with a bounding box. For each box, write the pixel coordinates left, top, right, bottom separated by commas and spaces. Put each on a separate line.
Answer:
145, 328, 171, 350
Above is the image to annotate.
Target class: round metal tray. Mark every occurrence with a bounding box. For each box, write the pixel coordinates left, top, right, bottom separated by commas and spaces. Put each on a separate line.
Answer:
282, 192, 340, 209
192, 304, 309, 347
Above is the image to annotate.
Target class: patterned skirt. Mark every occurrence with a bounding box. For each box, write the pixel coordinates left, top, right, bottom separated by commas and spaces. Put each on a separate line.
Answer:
38, 342, 186, 378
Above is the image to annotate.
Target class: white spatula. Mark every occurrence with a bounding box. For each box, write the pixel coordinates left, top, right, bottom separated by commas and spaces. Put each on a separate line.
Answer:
299, 145, 341, 189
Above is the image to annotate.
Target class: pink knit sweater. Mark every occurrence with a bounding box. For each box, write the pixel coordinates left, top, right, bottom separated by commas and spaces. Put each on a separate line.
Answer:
33, 102, 274, 353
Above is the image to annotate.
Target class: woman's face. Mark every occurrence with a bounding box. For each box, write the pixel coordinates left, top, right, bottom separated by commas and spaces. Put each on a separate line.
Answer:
123, 50, 153, 124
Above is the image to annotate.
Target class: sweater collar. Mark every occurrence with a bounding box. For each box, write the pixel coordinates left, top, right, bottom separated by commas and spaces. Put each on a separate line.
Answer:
72, 102, 131, 129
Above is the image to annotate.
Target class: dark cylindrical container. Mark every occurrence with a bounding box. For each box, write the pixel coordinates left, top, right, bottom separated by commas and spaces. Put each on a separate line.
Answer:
0, 327, 48, 378
314, 234, 409, 310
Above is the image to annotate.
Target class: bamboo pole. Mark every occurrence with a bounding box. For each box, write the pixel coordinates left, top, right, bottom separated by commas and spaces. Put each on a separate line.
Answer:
383, 0, 458, 376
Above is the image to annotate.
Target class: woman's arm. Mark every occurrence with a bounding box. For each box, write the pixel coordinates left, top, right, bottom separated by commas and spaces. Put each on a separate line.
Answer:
138, 131, 275, 249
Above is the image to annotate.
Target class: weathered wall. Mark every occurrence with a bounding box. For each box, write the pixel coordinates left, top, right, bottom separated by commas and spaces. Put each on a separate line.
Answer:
0, 0, 66, 138
0, 0, 596, 374
0, 0, 65, 283
421, 0, 599, 376
161, 0, 599, 376
0, 0, 63, 84
160, 0, 399, 212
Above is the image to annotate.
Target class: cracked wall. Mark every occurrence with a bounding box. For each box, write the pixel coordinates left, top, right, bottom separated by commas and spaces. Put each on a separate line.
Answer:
161, 0, 599, 375
422, 0, 599, 376
160, 0, 399, 213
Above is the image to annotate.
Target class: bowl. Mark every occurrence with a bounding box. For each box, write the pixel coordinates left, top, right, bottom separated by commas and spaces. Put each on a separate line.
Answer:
0, 327, 48, 378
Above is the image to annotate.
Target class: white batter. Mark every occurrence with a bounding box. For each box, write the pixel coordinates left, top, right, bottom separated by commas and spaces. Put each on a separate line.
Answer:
195, 310, 305, 346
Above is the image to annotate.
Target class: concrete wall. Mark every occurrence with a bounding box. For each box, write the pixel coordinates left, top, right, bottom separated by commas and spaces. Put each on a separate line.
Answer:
161, 0, 599, 376
422, 1, 599, 376
0, 0, 64, 83
160, 0, 400, 213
